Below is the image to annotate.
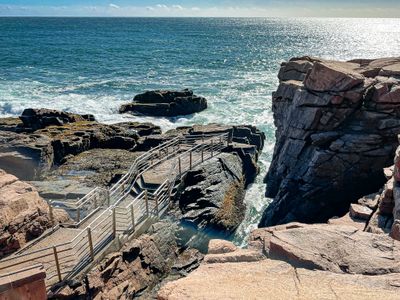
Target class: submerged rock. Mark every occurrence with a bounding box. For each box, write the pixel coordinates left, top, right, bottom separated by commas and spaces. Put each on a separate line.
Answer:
119, 89, 207, 117
261, 56, 400, 226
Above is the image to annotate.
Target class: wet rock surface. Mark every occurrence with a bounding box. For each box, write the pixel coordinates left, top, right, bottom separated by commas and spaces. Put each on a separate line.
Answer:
120, 89, 208, 117
262, 56, 400, 226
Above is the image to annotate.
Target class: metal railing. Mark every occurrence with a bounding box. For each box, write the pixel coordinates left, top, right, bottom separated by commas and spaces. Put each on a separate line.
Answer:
0, 132, 229, 288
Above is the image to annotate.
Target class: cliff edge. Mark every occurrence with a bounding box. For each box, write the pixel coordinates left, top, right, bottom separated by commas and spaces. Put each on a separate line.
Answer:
261, 56, 400, 226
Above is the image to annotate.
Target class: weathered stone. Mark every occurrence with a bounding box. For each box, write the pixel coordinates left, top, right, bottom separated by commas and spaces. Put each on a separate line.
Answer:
0, 169, 69, 257
304, 61, 364, 92
349, 203, 373, 220
255, 223, 400, 275
158, 259, 400, 300
328, 213, 366, 231
207, 239, 237, 254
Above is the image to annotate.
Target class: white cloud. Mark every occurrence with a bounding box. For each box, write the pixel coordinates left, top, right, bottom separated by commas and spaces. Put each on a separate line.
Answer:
156, 4, 168, 9
172, 5, 183, 10
109, 4, 120, 9
146, 6, 154, 11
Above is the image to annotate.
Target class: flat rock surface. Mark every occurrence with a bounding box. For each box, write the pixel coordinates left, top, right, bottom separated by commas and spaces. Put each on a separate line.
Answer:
254, 223, 400, 275
158, 259, 400, 300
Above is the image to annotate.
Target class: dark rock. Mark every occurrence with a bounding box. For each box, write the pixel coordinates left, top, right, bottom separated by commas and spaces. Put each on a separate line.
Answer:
119, 89, 207, 117
172, 153, 246, 252
0, 110, 141, 179
114, 122, 162, 137
19, 108, 95, 131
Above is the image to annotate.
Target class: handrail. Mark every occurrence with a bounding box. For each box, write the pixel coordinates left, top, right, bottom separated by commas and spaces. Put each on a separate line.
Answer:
0, 132, 230, 288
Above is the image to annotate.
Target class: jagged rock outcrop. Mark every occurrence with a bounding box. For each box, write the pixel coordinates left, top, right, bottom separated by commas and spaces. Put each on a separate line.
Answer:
158, 238, 400, 300
52, 221, 203, 300
0, 169, 69, 258
19, 108, 95, 132
119, 89, 207, 117
0, 110, 142, 180
173, 153, 246, 249
166, 125, 264, 251
261, 56, 400, 226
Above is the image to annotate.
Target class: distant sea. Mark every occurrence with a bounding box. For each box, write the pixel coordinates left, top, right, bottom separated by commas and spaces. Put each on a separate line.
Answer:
1, 17, 399, 244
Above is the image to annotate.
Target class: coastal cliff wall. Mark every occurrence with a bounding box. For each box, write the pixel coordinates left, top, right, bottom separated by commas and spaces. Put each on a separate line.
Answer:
261, 56, 400, 226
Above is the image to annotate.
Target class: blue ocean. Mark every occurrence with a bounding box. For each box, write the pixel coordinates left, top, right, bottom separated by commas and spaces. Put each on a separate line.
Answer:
1, 17, 399, 243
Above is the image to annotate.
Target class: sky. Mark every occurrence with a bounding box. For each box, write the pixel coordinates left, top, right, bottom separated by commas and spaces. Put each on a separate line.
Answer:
0, 0, 399, 17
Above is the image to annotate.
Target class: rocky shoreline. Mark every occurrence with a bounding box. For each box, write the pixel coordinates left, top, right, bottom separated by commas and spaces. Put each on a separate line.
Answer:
0, 105, 265, 298
1, 58, 400, 299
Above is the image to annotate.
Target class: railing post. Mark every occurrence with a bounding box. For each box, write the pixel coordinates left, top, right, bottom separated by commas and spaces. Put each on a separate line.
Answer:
49, 201, 54, 225
145, 190, 149, 216
189, 151, 193, 170
201, 147, 204, 163
178, 157, 182, 176
211, 140, 214, 157
53, 246, 62, 283
130, 205, 135, 232
155, 194, 159, 217
106, 188, 110, 207
77, 206, 81, 223
112, 208, 117, 238
219, 135, 223, 145
87, 227, 94, 261
166, 146, 169, 158
93, 194, 98, 209
227, 132, 230, 147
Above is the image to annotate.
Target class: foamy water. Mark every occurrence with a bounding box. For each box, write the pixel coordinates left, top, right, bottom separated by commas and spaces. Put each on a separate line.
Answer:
1, 17, 400, 244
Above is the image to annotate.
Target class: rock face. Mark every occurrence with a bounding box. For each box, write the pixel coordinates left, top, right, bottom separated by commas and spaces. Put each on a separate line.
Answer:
174, 153, 246, 249
158, 239, 400, 300
262, 56, 400, 226
0, 169, 69, 258
169, 125, 265, 251
119, 89, 208, 117
53, 221, 203, 300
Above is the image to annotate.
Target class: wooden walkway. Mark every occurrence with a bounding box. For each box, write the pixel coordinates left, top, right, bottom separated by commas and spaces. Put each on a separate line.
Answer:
0, 133, 229, 287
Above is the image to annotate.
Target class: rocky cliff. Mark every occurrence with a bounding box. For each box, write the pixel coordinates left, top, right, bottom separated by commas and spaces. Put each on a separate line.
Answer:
261, 57, 400, 226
